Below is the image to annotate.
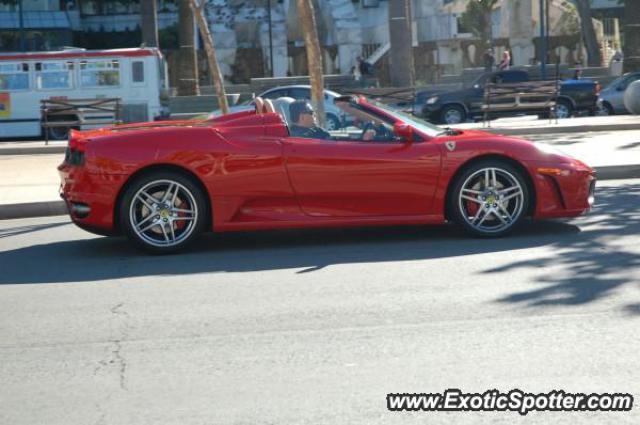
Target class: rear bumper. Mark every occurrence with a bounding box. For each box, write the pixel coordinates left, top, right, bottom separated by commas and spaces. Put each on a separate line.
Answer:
58, 162, 126, 235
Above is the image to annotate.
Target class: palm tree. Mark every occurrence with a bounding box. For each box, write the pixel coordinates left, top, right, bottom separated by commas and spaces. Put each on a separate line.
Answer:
189, 0, 229, 114
177, 0, 200, 96
575, 0, 602, 67
460, 0, 499, 47
295, 0, 326, 126
623, 0, 640, 72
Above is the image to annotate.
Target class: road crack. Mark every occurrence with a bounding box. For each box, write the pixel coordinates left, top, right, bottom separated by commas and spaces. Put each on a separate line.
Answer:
94, 302, 130, 391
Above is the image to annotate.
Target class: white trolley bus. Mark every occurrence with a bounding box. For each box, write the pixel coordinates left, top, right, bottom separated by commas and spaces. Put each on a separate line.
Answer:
0, 47, 169, 139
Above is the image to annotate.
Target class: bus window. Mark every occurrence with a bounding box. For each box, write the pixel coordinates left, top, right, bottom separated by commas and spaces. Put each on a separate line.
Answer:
0, 63, 29, 91
132, 61, 144, 83
35, 61, 73, 90
80, 60, 120, 88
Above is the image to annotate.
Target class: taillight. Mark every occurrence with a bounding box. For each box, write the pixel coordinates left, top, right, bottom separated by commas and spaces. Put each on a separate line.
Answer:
66, 129, 86, 165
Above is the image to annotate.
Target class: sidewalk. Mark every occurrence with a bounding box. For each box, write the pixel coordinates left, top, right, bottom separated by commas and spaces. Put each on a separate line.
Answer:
0, 154, 67, 219
456, 115, 640, 136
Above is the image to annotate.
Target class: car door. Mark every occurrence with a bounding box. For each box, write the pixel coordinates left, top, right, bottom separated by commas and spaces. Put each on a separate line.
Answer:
282, 135, 442, 218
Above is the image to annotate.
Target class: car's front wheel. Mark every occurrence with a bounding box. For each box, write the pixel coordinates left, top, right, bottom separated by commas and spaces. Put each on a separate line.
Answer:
449, 160, 530, 237
554, 100, 573, 119
119, 171, 208, 254
440, 105, 466, 124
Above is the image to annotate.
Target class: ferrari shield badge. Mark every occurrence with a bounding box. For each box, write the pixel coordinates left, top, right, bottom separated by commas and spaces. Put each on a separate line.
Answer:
445, 141, 456, 152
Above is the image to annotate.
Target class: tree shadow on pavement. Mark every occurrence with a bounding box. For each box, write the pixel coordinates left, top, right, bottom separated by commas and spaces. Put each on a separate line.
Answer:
486, 183, 640, 315
0, 216, 579, 286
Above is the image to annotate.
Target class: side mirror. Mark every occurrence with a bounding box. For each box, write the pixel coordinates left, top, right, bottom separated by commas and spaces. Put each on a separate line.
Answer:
394, 122, 414, 143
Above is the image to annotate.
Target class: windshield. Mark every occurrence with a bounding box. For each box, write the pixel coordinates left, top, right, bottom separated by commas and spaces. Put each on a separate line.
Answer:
367, 99, 445, 137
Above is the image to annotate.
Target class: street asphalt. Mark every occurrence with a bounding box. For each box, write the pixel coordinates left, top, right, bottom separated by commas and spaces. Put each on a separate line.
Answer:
0, 179, 638, 425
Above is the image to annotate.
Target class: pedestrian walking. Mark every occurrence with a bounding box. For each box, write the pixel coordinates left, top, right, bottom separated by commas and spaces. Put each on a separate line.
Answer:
483, 48, 495, 72
500, 50, 511, 70
498, 50, 511, 71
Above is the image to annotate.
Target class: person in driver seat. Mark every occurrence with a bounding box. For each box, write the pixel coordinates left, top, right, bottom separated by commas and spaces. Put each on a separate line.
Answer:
288, 100, 331, 140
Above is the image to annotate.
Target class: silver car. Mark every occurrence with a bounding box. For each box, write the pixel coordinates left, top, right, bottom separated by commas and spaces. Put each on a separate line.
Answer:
209, 85, 346, 130
597, 72, 640, 115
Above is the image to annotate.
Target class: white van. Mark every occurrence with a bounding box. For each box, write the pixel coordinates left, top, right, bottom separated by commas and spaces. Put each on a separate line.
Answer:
0, 47, 169, 139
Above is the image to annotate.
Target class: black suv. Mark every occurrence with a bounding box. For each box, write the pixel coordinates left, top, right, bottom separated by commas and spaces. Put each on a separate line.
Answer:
417, 70, 599, 124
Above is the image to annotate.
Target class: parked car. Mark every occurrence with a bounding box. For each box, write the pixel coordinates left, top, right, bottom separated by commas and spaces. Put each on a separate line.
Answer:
59, 95, 595, 253
209, 85, 346, 130
417, 70, 600, 124
596, 72, 640, 115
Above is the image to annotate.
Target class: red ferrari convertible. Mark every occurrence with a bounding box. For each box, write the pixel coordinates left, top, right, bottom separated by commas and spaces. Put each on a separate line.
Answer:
59, 95, 595, 253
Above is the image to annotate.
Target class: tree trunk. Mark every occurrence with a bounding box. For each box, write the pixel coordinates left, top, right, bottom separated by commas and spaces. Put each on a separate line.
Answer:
623, 0, 640, 73
575, 0, 602, 67
388, 0, 414, 87
140, 0, 158, 48
190, 0, 229, 114
177, 0, 200, 96
295, 0, 326, 127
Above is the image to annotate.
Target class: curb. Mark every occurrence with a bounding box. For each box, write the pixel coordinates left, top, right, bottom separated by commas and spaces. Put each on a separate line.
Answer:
0, 201, 67, 220
0, 146, 66, 155
1, 164, 639, 221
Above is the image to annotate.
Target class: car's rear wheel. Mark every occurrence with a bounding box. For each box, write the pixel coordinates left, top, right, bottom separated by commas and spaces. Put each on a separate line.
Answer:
449, 160, 530, 237
120, 171, 207, 254
325, 113, 341, 131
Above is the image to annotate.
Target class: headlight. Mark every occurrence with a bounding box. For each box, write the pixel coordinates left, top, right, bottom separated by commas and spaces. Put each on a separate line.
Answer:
536, 143, 569, 156
426, 96, 439, 105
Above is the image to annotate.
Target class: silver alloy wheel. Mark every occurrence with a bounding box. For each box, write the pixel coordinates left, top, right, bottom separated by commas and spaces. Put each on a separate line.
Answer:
129, 179, 198, 248
444, 108, 463, 124
555, 103, 571, 119
458, 167, 525, 234
325, 115, 340, 131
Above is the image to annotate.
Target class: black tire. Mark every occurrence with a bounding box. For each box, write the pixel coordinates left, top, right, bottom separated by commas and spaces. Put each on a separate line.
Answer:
449, 159, 530, 237
598, 102, 614, 116
440, 104, 467, 125
119, 171, 208, 254
554, 99, 573, 119
325, 113, 341, 131
47, 126, 70, 141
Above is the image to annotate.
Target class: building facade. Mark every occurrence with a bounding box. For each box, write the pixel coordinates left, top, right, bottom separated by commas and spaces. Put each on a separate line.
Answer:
0, 0, 623, 85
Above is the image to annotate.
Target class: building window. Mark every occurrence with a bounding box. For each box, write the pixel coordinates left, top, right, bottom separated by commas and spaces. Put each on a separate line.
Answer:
35, 62, 73, 90
132, 61, 144, 83
80, 60, 120, 87
0, 63, 29, 91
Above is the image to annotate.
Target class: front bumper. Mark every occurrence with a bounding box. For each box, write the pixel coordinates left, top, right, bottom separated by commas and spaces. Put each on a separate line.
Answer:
527, 160, 596, 219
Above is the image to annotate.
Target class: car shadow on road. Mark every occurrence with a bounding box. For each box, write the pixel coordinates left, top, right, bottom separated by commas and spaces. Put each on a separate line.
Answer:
0, 215, 579, 286
485, 183, 640, 315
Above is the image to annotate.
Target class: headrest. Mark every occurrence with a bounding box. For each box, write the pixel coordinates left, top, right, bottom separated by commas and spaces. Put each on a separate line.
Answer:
264, 99, 276, 114
254, 96, 265, 114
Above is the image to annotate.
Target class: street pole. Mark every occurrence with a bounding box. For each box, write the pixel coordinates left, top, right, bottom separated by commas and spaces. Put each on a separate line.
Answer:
388, 0, 415, 87
545, 0, 550, 67
540, 0, 547, 79
18, 0, 25, 52
268, 0, 274, 77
